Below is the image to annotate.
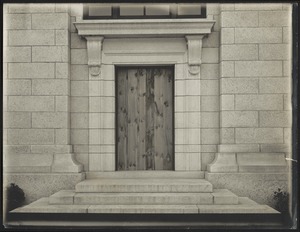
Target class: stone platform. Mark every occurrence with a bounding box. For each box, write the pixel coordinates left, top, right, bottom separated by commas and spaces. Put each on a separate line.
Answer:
10, 177, 278, 216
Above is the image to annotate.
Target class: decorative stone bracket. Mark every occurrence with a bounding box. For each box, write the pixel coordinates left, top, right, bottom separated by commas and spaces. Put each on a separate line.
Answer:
86, 36, 104, 79
185, 35, 205, 75
74, 19, 215, 77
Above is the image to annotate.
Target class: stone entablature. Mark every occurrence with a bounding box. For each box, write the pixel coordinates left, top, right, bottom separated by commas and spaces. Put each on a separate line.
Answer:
75, 19, 214, 79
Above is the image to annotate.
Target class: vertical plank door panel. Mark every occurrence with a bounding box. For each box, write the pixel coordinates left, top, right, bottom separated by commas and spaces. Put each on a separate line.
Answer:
127, 69, 139, 170
117, 67, 173, 171
137, 69, 147, 170
117, 68, 128, 170
162, 68, 174, 170
145, 69, 155, 170
154, 68, 165, 170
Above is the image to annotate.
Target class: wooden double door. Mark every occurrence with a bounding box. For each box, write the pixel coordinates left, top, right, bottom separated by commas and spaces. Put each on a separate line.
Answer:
116, 67, 174, 170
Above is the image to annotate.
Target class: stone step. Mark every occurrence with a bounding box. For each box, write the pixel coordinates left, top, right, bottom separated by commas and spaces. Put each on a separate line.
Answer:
49, 189, 239, 205
11, 197, 279, 215
75, 178, 213, 193
86, 171, 205, 179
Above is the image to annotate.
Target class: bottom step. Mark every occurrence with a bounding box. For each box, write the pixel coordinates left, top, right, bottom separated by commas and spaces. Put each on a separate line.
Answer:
11, 197, 279, 214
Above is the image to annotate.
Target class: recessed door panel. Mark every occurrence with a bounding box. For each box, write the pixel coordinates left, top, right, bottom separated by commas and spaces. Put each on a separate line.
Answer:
116, 67, 174, 170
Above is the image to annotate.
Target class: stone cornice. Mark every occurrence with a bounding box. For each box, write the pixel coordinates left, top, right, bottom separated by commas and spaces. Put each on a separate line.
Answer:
74, 19, 215, 37
74, 19, 215, 78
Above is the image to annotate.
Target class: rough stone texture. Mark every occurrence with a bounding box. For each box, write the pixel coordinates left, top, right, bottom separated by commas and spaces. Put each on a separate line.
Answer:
9, 30, 55, 46
71, 65, 88, 80
4, 112, 32, 128
71, 49, 88, 64
32, 46, 69, 62
220, 128, 235, 144
234, 3, 283, 11
220, 61, 234, 78
218, 4, 292, 178
56, 63, 70, 79
6, 80, 31, 95
8, 96, 55, 112
218, 144, 260, 153
259, 44, 289, 60
32, 112, 68, 128
4, 47, 31, 63
201, 96, 219, 112
259, 78, 290, 94
206, 173, 288, 206
221, 111, 258, 127
221, 78, 258, 94
259, 111, 291, 127
221, 11, 258, 27
201, 129, 219, 145
32, 79, 68, 95
4, 14, 32, 29
4, 173, 84, 204
71, 97, 89, 112
235, 61, 282, 77
71, 113, 89, 129
201, 112, 219, 128
220, 95, 234, 111
71, 129, 89, 145
8, 63, 55, 79
56, 30, 69, 46
235, 28, 282, 44
235, 95, 283, 110
71, 81, 89, 96
32, 13, 69, 29
235, 128, 283, 144
8, 129, 55, 145
259, 11, 290, 27
200, 64, 219, 80
221, 28, 234, 44
8, 4, 55, 13
221, 45, 258, 61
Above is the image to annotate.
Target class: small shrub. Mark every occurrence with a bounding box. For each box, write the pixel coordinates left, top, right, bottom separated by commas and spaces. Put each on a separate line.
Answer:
5, 183, 25, 212
273, 188, 289, 214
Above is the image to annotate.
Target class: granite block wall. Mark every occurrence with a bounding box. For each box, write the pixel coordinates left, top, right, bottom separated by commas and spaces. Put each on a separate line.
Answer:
3, 3, 84, 203
207, 3, 292, 206
215, 3, 292, 169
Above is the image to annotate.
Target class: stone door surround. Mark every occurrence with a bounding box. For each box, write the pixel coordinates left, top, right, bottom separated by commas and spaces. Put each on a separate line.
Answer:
74, 18, 215, 172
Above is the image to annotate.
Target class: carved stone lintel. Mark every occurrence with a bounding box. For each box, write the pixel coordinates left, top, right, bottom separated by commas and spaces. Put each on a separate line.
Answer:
185, 35, 205, 75
86, 36, 104, 79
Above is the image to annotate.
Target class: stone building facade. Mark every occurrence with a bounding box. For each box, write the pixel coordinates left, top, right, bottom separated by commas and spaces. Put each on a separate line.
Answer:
3, 3, 292, 209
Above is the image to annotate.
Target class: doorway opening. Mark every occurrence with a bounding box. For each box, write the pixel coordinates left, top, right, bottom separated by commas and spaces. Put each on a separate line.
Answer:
116, 66, 174, 170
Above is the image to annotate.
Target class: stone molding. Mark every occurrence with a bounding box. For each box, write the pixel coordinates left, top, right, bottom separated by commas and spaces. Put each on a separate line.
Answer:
185, 35, 205, 75
207, 152, 288, 173
207, 153, 238, 173
86, 36, 104, 79
74, 19, 215, 37
51, 153, 83, 173
75, 19, 214, 79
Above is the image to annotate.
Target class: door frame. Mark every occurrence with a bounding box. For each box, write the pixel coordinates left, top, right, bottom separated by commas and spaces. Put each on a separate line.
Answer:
115, 65, 175, 171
